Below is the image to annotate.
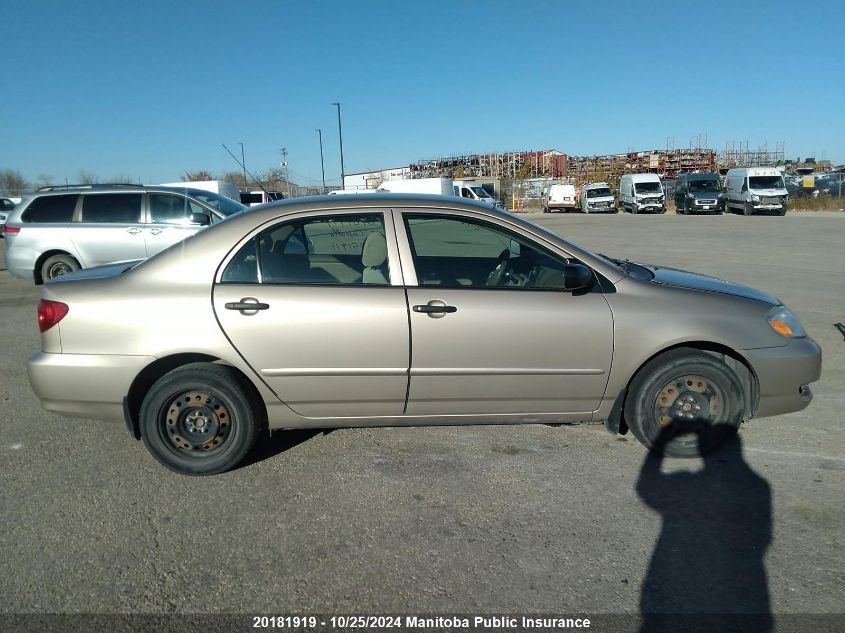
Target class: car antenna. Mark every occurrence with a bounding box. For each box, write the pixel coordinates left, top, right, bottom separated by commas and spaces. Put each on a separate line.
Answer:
221, 144, 272, 197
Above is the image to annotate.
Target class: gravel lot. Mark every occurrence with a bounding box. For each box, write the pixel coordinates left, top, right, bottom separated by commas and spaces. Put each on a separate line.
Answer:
1, 211, 843, 632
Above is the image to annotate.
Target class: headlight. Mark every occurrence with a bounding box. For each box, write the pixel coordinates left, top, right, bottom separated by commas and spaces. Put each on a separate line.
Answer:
686, 193, 694, 198
767, 306, 806, 338
751, 194, 760, 202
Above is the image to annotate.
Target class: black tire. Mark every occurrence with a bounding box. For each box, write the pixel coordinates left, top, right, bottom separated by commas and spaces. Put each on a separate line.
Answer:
40, 253, 79, 282
631, 205, 638, 215
777, 206, 787, 216
140, 363, 266, 475
743, 203, 753, 216
624, 348, 745, 458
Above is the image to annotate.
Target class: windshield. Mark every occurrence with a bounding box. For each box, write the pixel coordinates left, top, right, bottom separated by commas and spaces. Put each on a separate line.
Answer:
164, 188, 246, 216
688, 179, 721, 193
471, 186, 492, 199
749, 176, 785, 190
634, 182, 662, 193
586, 187, 613, 198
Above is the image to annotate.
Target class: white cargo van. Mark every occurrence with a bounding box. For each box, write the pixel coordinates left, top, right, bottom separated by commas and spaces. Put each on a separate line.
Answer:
724, 167, 788, 216
159, 180, 242, 202
541, 184, 578, 213
619, 174, 665, 214
579, 182, 617, 214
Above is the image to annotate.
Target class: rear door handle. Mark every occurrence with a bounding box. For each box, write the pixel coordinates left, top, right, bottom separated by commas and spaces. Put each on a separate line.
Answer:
225, 298, 270, 312
413, 304, 457, 313
127, 227, 141, 235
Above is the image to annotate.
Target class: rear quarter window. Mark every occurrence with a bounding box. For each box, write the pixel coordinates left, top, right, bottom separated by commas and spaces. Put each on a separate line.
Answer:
21, 194, 78, 223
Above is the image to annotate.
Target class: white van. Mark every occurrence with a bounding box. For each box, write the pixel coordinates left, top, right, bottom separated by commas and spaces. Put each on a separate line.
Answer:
453, 179, 499, 207
541, 184, 578, 213
159, 180, 242, 202
619, 174, 665, 214
724, 167, 788, 216
579, 182, 617, 214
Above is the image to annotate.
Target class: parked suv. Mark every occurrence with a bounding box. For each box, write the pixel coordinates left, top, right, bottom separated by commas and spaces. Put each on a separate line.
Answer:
3, 184, 245, 283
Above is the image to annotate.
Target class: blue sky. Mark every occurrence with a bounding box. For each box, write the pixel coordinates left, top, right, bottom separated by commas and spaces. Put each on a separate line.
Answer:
2, 0, 843, 187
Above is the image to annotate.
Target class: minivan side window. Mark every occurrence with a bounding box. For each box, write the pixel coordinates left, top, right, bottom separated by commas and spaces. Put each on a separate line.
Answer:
21, 194, 77, 223
81, 194, 143, 223
149, 193, 205, 225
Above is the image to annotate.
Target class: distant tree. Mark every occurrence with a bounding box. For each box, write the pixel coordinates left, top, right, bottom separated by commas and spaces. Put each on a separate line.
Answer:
221, 171, 249, 188
0, 169, 29, 195
34, 173, 55, 190
182, 170, 214, 181
78, 170, 98, 185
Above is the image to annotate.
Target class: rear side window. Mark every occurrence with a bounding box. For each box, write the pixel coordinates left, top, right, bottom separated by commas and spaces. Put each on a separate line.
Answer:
21, 195, 77, 223
81, 194, 142, 223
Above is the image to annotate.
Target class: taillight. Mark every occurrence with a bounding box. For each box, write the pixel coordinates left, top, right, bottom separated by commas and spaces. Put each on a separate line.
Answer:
3, 225, 19, 236
38, 299, 69, 333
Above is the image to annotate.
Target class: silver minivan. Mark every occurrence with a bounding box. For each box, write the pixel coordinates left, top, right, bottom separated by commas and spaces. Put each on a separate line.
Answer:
3, 184, 245, 283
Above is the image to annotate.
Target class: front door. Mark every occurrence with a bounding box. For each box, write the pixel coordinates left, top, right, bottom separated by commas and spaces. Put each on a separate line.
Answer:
399, 211, 613, 416
213, 210, 410, 419
144, 192, 207, 257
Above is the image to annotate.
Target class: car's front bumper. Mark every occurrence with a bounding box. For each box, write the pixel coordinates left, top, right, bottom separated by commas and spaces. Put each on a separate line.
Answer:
743, 336, 822, 418
27, 352, 155, 422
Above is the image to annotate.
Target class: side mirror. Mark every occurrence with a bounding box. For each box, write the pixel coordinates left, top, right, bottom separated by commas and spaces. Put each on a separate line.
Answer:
562, 263, 593, 291
190, 212, 211, 226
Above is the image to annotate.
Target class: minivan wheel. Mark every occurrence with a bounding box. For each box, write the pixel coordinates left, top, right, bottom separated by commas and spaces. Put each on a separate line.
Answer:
624, 349, 745, 458
743, 203, 753, 216
140, 363, 265, 475
41, 254, 79, 282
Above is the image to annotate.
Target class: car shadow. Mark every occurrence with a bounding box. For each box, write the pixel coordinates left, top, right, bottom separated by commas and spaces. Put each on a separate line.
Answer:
636, 425, 773, 633
235, 428, 325, 471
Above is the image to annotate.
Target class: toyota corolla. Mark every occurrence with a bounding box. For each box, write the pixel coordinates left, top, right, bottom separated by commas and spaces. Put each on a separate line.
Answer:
27, 195, 821, 475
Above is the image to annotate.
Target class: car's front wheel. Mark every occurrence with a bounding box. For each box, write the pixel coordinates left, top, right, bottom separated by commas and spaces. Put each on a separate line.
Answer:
624, 348, 745, 458
140, 363, 266, 475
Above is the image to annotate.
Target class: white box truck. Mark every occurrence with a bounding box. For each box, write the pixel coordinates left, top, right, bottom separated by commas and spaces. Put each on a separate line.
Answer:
376, 177, 454, 196
619, 174, 666, 214
159, 180, 242, 202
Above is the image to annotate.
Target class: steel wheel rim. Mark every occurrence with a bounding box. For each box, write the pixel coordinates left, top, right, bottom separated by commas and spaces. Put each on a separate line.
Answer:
159, 389, 234, 458
652, 373, 725, 437
48, 262, 74, 278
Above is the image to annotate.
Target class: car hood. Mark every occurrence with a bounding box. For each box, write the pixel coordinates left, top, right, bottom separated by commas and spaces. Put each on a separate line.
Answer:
46, 260, 144, 283
643, 264, 779, 305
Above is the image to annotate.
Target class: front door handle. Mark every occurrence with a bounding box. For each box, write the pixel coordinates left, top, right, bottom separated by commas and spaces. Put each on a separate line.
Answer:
413, 300, 457, 319
225, 297, 270, 312
149, 228, 163, 235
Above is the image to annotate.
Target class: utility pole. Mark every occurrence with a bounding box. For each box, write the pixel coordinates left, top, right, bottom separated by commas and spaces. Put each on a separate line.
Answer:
332, 102, 345, 189
238, 142, 247, 190
316, 128, 326, 193
281, 148, 292, 199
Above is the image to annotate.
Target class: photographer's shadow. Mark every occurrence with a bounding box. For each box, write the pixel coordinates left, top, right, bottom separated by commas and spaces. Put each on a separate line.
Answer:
636, 425, 773, 633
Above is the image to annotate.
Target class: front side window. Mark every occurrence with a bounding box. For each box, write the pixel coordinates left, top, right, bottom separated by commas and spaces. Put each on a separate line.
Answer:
22, 194, 77, 223
221, 213, 389, 285
81, 194, 142, 223
149, 193, 205, 225
404, 214, 576, 290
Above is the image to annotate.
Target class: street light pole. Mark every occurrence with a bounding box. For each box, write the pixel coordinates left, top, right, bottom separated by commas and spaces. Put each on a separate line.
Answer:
238, 142, 247, 190
316, 128, 326, 193
332, 102, 345, 190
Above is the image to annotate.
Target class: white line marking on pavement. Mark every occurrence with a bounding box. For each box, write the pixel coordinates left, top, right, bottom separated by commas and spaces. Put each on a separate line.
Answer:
9, 443, 23, 450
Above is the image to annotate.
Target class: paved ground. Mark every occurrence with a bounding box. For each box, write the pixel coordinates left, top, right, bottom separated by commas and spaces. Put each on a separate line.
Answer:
0, 211, 843, 631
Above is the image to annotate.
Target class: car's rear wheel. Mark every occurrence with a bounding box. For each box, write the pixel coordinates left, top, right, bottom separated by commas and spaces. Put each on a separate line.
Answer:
41, 253, 79, 282
624, 349, 745, 458
140, 363, 265, 475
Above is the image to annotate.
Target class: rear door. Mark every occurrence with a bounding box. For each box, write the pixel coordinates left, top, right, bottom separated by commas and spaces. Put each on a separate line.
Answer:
212, 209, 410, 418
397, 208, 613, 416
72, 193, 146, 266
